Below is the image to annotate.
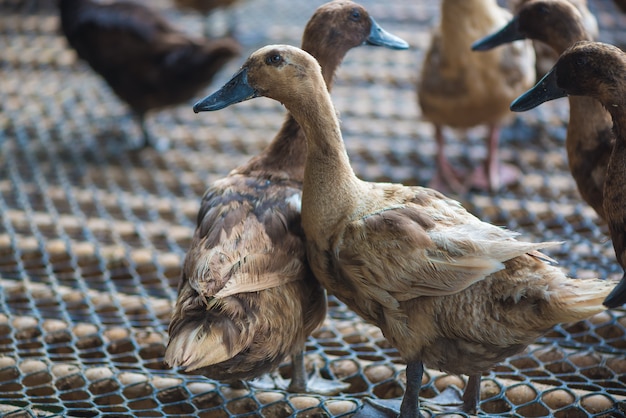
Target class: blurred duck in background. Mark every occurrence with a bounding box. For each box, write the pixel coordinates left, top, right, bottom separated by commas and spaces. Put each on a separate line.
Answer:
165, 1, 408, 393
172, 0, 243, 38
508, 0, 598, 77
417, 0, 535, 193
510, 40, 626, 309
473, 0, 613, 221
59, 0, 241, 150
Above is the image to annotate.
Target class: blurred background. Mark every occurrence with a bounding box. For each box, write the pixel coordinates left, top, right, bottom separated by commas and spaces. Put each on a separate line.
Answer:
1, 0, 626, 416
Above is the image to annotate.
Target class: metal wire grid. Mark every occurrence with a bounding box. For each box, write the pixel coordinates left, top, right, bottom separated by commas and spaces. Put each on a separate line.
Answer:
0, 0, 626, 416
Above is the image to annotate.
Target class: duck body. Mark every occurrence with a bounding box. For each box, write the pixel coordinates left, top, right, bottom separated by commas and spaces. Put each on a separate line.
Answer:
166, 172, 326, 383
473, 0, 613, 219
194, 44, 612, 416
418, 0, 535, 192
511, 40, 626, 308
165, 1, 408, 391
59, 0, 240, 148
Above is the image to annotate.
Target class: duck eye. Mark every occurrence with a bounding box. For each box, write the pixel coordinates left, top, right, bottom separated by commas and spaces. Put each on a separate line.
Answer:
265, 54, 282, 65
349, 8, 360, 21
575, 56, 588, 67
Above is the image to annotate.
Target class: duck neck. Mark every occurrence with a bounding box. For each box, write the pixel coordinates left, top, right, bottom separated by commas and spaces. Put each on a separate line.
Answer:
246, 35, 344, 180
287, 82, 361, 234
547, 22, 587, 54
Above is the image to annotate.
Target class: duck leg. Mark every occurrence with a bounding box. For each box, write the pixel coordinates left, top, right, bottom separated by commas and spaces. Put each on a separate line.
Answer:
399, 361, 425, 418
461, 373, 481, 414
135, 113, 169, 151
429, 125, 466, 193
287, 349, 306, 392
470, 124, 520, 191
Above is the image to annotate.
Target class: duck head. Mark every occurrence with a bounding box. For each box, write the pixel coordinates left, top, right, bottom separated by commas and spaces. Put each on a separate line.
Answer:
472, 0, 585, 51
510, 41, 626, 112
305, 1, 408, 52
194, 45, 321, 112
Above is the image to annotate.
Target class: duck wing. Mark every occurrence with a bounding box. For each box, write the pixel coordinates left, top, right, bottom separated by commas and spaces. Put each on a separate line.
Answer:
185, 175, 307, 301
337, 187, 559, 303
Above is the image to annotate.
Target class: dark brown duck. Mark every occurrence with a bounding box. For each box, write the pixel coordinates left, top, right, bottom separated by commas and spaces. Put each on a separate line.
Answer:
473, 0, 614, 220
59, 0, 240, 149
511, 40, 626, 308
165, 0, 408, 392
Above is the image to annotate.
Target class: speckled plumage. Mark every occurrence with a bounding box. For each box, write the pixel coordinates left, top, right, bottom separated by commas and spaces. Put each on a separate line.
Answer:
195, 44, 612, 417
511, 41, 626, 308
165, 1, 408, 391
59, 0, 240, 148
473, 0, 613, 220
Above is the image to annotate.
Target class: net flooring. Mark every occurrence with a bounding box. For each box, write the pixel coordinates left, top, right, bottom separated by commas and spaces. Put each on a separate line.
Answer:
1, 0, 626, 416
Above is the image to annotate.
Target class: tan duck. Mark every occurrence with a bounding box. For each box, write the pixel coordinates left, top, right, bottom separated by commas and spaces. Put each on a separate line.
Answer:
473, 0, 613, 220
164, 1, 408, 392
508, 0, 598, 77
511, 40, 626, 308
193, 44, 613, 417
59, 0, 241, 149
417, 0, 536, 193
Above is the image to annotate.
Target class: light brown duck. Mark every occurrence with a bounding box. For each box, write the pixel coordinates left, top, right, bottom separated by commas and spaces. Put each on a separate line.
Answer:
417, 0, 535, 192
164, 1, 408, 392
473, 0, 613, 220
194, 43, 613, 417
511, 40, 626, 308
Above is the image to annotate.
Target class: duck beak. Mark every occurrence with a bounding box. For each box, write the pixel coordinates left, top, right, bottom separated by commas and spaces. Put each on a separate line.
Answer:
366, 17, 409, 50
193, 68, 258, 113
510, 67, 567, 112
471, 17, 523, 51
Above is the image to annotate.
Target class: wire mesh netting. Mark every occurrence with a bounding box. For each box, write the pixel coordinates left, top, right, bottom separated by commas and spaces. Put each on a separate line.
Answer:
1, 0, 626, 416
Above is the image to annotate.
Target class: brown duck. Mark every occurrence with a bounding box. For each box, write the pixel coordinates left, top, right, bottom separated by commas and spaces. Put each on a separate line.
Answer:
59, 0, 240, 149
165, 1, 408, 392
194, 43, 612, 417
507, 0, 598, 77
417, 0, 536, 193
473, 0, 613, 220
511, 40, 626, 308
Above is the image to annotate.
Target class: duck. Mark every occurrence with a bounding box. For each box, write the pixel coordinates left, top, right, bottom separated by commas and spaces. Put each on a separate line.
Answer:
172, 0, 242, 38
507, 0, 598, 77
59, 0, 241, 149
472, 0, 614, 220
510, 40, 626, 308
193, 43, 613, 417
164, 1, 409, 393
417, 0, 536, 193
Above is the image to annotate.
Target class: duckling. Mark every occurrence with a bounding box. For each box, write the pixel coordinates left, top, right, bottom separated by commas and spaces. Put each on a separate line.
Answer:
417, 0, 536, 193
510, 40, 626, 308
59, 0, 240, 149
172, 0, 242, 38
193, 43, 613, 417
165, 1, 408, 392
472, 0, 613, 220
508, 0, 598, 77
